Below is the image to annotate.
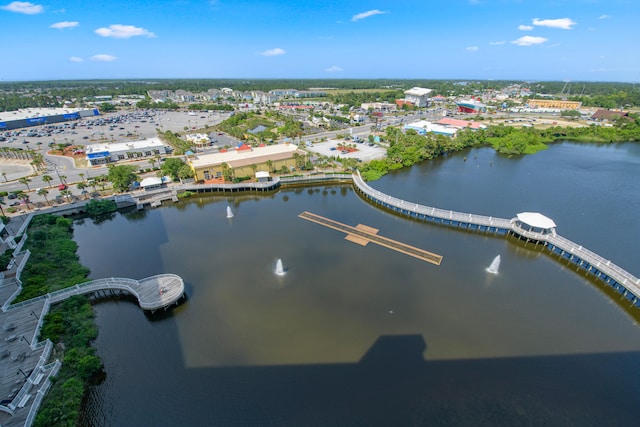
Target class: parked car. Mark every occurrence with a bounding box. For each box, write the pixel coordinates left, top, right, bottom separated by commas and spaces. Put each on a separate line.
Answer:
58, 184, 67, 191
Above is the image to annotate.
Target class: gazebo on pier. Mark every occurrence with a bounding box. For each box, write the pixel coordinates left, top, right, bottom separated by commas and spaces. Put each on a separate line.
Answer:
513, 212, 557, 236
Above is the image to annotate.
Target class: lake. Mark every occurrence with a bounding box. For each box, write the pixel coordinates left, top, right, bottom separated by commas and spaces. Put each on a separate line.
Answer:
76, 142, 640, 426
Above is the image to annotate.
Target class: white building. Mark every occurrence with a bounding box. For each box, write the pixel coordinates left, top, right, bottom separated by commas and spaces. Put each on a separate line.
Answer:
404, 120, 457, 137
85, 137, 170, 166
404, 87, 433, 107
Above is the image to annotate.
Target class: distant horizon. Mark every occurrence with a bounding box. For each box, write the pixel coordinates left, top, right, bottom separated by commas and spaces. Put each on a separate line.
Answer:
1, 76, 638, 85
3, 1, 639, 82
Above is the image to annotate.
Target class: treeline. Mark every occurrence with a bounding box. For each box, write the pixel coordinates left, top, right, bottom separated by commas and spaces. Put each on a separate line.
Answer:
359, 127, 481, 180
3, 79, 640, 112
360, 118, 640, 180
15, 214, 102, 426
455, 118, 640, 155
188, 103, 234, 111
328, 90, 403, 108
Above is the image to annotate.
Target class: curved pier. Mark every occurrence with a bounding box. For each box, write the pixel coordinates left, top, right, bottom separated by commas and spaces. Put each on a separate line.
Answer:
5, 274, 185, 313
352, 171, 640, 308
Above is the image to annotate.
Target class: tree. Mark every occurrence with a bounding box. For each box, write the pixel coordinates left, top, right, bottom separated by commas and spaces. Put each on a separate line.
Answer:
42, 174, 53, 187
107, 165, 139, 193
17, 191, 30, 210
2, 172, 7, 182
60, 189, 73, 202
37, 188, 50, 205
177, 165, 194, 183
161, 158, 187, 181
19, 177, 31, 192
77, 182, 88, 199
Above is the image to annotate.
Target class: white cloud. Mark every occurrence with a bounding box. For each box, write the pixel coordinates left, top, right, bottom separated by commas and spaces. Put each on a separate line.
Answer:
511, 36, 548, 46
50, 21, 79, 30
599, 14, 611, 20
91, 54, 117, 62
325, 65, 343, 73
1, 1, 43, 14
489, 41, 505, 45
532, 18, 576, 30
351, 9, 387, 22
466, 46, 479, 52
260, 47, 286, 56
95, 24, 156, 39
518, 25, 533, 31
69, 56, 83, 63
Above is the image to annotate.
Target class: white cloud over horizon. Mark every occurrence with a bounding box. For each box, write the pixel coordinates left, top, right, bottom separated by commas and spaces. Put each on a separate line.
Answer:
95, 24, 156, 38
599, 14, 611, 20
532, 17, 576, 30
351, 9, 387, 22
69, 56, 83, 63
1, 1, 43, 14
489, 41, 505, 45
91, 54, 118, 62
518, 25, 533, 31
325, 65, 343, 72
50, 21, 79, 30
466, 46, 479, 52
260, 47, 286, 56
511, 35, 548, 46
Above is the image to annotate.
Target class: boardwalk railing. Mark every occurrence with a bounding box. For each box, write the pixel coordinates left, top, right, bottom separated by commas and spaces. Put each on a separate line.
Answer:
351, 171, 640, 308
5, 275, 184, 312
352, 171, 513, 231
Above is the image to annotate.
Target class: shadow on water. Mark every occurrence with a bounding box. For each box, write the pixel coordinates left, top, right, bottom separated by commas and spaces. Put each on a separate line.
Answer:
83, 316, 640, 427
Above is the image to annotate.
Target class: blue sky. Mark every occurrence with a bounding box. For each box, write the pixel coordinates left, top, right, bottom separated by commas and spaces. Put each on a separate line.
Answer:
1, 0, 639, 82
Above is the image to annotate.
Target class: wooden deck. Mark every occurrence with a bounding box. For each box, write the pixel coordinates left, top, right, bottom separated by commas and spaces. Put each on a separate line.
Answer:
298, 211, 443, 265
5, 274, 185, 313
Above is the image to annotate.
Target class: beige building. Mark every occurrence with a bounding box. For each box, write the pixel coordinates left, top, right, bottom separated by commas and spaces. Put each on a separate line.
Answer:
188, 143, 305, 182
527, 99, 581, 110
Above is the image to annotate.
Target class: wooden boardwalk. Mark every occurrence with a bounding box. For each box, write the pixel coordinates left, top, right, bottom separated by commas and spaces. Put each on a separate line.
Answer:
298, 211, 442, 265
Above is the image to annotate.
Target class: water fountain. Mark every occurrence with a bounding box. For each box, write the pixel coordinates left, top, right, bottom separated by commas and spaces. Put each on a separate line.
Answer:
486, 255, 501, 275
226, 206, 234, 218
274, 259, 286, 276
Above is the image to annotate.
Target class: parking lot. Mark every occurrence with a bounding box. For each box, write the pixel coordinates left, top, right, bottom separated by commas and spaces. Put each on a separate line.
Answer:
0, 110, 233, 154
303, 138, 386, 162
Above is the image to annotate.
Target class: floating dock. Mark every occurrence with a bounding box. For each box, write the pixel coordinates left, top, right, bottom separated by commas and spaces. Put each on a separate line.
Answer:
298, 211, 442, 265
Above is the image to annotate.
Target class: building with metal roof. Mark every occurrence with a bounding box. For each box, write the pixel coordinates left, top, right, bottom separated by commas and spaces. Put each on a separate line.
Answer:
0, 108, 99, 130
188, 143, 304, 182
85, 137, 169, 166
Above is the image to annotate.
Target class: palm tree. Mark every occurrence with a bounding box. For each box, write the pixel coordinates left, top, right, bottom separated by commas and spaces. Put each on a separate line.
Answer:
37, 188, 50, 206
17, 191, 30, 211
19, 177, 31, 192
79, 173, 86, 183
42, 174, 53, 187
77, 182, 88, 199
88, 178, 98, 193
60, 189, 73, 202
2, 172, 7, 182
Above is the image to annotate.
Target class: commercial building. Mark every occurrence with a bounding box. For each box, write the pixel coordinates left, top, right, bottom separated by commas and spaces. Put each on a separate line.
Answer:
526, 99, 581, 110
0, 107, 99, 130
187, 143, 304, 182
85, 138, 170, 166
403, 87, 433, 107
404, 120, 457, 137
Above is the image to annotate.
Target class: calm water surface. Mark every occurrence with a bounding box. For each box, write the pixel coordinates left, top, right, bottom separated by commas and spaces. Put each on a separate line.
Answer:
76, 142, 640, 426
